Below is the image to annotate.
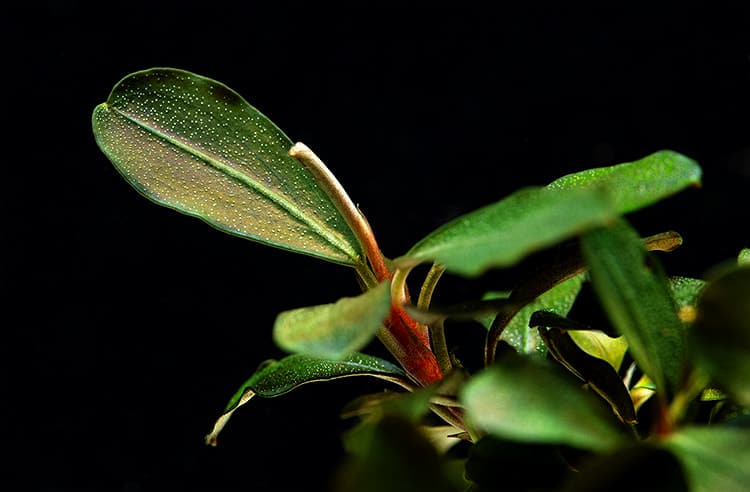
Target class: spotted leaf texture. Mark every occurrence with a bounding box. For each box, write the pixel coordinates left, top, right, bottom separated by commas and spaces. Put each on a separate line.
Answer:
92, 68, 364, 266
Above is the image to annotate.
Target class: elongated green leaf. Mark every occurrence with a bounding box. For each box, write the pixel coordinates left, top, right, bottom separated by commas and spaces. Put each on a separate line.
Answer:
581, 220, 687, 397
460, 355, 628, 452
664, 425, 750, 492
477, 274, 585, 356
399, 187, 615, 276
205, 352, 409, 445
691, 267, 750, 406
92, 68, 363, 266
547, 150, 702, 214
273, 281, 391, 358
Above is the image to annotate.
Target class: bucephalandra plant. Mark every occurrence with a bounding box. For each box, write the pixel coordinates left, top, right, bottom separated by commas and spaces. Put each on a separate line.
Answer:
93, 67, 750, 491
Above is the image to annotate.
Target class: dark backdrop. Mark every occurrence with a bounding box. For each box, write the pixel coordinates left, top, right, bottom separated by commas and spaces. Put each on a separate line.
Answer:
5, 2, 750, 491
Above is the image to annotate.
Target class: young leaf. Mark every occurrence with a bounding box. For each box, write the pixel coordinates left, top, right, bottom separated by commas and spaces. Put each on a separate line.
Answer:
460, 354, 628, 452
205, 352, 410, 446
691, 266, 750, 406
568, 329, 628, 371
273, 281, 392, 359
669, 276, 706, 323
738, 248, 750, 266
399, 186, 615, 277
547, 150, 702, 214
92, 68, 364, 267
664, 425, 750, 492
581, 220, 687, 397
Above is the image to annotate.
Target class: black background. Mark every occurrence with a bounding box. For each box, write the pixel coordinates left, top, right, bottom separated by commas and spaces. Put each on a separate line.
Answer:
5, 2, 750, 491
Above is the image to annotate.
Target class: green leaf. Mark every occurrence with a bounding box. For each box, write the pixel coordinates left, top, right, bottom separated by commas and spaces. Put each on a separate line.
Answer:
477, 274, 585, 356
691, 266, 750, 406
205, 352, 408, 446
581, 219, 687, 397
562, 444, 688, 492
547, 150, 702, 214
669, 276, 706, 323
535, 325, 636, 425
400, 186, 615, 277
664, 425, 750, 492
460, 354, 628, 452
465, 436, 569, 491
273, 281, 391, 358
92, 68, 363, 266
336, 416, 461, 492
738, 248, 750, 266
568, 330, 628, 371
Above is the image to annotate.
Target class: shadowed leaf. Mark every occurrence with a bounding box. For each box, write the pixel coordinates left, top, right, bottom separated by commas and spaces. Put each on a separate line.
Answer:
478, 274, 585, 356
533, 323, 636, 424
336, 416, 461, 492
691, 267, 750, 406
664, 425, 750, 492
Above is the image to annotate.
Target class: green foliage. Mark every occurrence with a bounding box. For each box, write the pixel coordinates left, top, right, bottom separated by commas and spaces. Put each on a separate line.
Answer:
95, 68, 749, 491
581, 219, 687, 398
92, 68, 365, 267
461, 353, 629, 452
273, 280, 392, 359
476, 274, 585, 356
399, 186, 615, 276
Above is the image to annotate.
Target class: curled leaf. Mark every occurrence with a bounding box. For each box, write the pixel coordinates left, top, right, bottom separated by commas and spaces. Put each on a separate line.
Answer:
206, 352, 409, 446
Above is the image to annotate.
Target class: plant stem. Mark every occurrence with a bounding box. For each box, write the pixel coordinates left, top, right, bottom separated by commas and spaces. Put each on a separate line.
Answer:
290, 142, 442, 387
391, 266, 430, 345
289, 142, 391, 282
417, 264, 452, 374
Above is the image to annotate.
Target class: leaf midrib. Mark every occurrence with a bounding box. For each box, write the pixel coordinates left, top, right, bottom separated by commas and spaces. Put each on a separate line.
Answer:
107, 104, 362, 264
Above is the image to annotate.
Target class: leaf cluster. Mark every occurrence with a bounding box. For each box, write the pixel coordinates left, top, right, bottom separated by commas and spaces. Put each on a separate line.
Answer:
93, 68, 750, 491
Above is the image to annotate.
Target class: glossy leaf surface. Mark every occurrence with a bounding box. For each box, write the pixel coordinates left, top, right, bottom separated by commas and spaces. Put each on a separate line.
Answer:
547, 150, 701, 214
206, 353, 408, 445
461, 355, 627, 452
273, 281, 391, 359
401, 187, 615, 276
92, 68, 363, 266
581, 220, 686, 397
